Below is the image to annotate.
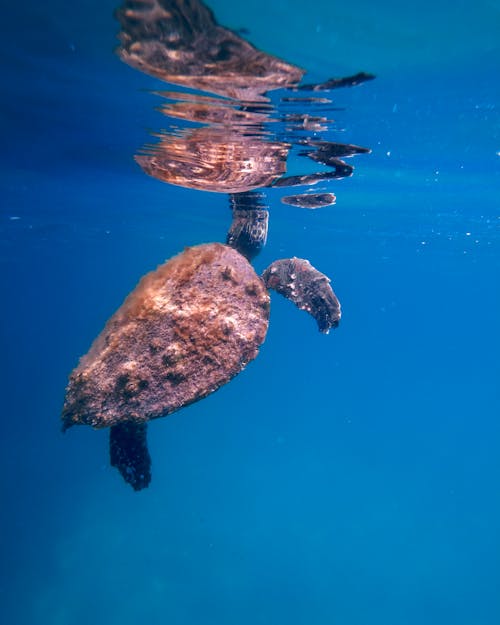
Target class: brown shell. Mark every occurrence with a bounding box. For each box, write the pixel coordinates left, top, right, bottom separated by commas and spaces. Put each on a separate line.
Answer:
62, 243, 270, 430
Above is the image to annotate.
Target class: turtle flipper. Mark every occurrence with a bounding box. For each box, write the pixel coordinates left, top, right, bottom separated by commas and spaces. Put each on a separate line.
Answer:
226, 191, 268, 260
262, 258, 341, 333
110, 422, 151, 491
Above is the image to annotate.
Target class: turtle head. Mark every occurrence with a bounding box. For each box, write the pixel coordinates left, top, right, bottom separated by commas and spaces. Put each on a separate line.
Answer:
226, 191, 268, 261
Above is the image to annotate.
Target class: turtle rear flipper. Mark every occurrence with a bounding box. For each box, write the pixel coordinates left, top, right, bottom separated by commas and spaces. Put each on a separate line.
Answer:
262, 258, 341, 333
110, 422, 151, 491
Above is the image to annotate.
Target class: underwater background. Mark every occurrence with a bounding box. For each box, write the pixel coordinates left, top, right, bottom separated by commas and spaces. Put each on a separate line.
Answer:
1, 0, 499, 623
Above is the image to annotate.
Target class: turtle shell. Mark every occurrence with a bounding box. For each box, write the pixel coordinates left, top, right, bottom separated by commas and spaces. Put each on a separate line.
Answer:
62, 243, 270, 430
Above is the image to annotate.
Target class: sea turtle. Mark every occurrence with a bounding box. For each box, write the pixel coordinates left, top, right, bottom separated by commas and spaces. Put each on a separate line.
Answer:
61, 226, 340, 490
61, 0, 371, 490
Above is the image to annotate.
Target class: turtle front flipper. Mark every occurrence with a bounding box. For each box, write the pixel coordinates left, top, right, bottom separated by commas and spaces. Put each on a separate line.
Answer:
262, 258, 341, 333
110, 422, 151, 491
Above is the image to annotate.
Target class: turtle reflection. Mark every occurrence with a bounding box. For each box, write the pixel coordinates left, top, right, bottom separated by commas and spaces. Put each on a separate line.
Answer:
116, 0, 374, 210
115, 0, 303, 100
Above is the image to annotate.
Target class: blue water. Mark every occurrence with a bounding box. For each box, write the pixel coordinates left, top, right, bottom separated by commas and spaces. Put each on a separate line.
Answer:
1, 1, 499, 624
